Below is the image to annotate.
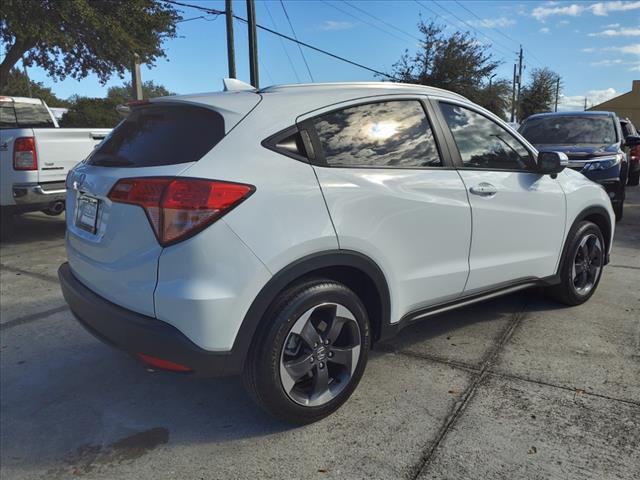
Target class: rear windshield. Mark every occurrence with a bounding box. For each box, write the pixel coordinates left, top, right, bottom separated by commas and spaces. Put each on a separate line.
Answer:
519, 116, 617, 145
87, 104, 225, 167
0, 102, 56, 129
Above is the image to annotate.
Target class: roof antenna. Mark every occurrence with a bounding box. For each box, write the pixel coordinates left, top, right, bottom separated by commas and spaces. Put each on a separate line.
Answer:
222, 78, 255, 92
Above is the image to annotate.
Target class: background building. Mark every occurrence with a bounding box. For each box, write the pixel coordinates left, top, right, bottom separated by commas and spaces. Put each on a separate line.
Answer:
588, 80, 640, 127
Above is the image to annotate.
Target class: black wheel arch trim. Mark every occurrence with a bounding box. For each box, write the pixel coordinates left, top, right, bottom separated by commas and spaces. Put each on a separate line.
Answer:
557, 205, 612, 277
231, 249, 391, 374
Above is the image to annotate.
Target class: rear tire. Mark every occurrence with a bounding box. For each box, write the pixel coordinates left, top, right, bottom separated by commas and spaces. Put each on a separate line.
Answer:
547, 221, 605, 306
243, 279, 371, 424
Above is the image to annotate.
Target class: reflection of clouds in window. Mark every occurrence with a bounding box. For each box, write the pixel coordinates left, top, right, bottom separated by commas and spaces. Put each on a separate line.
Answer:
314, 101, 441, 168
441, 104, 532, 170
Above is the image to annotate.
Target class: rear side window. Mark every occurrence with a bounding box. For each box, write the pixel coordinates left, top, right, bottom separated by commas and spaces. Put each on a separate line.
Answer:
312, 100, 441, 168
440, 103, 533, 171
87, 104, 224, 167
0, 102, 55, 129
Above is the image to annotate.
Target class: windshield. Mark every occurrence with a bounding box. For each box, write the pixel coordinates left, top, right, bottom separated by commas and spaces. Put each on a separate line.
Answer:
519, 116, 617, 145
0, 102, 56, 129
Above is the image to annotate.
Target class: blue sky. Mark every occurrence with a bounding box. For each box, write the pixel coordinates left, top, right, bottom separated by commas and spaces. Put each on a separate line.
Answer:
12, 0, 640, 110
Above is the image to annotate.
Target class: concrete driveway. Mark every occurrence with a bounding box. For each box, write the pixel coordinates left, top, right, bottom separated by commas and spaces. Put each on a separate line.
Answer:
1, 188, 638, 480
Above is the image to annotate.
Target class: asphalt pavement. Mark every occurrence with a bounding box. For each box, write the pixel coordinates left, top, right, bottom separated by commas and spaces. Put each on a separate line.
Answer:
1, 187, 638, 480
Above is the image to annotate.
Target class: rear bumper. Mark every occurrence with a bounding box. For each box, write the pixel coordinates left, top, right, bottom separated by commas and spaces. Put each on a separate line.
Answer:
13, 182, 66, 205
58, 262, 243, 377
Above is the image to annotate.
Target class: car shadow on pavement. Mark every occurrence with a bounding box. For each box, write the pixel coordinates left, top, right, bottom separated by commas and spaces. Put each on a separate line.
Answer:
0, 212, 66, 246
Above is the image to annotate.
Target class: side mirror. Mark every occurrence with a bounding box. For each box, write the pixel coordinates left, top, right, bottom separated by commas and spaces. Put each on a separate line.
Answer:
537, 151, 568, 177
625, 135, 640, 148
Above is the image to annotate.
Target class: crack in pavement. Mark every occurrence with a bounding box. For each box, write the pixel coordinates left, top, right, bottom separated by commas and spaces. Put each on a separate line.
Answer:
407, 299, 530, 480
0, 263, 59, 284
0, 305, 69, 332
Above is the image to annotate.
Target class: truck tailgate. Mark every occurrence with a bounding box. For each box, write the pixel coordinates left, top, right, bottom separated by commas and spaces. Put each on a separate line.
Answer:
33, 128, 111, 182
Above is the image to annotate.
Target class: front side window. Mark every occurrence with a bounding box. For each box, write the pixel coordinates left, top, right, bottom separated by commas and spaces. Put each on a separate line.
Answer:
440, 103, 534, 171
312, 100, 441, 168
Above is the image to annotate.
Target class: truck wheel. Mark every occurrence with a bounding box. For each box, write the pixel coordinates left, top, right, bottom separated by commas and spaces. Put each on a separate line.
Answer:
628, 170, 640, 186
547, 221, 605, 306
243, 279, 371, 424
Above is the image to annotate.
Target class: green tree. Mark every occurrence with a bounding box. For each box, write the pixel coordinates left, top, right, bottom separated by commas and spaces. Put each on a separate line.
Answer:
0, 0, 181, 89
0, 68, 69, 107
107, 81, 174, 103
519, 68, 561, 121
58, 96, 121, 128
475, 79, 513, 120
387, 20, 502, 106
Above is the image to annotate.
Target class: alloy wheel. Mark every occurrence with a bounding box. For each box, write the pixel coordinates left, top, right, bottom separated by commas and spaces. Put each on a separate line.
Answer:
571, 233, 603, 296
279, 302, 361, 407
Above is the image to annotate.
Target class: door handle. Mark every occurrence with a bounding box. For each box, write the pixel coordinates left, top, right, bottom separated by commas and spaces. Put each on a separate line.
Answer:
469, 182, 498, 197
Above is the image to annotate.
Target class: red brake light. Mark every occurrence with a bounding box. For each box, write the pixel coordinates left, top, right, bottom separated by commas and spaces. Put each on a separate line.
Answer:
108, 177, 254, 246
13, 137, 37, 170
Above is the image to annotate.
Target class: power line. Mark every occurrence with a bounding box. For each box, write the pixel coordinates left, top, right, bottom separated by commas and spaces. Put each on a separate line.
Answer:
431, 0, 516, 56
413, 0, 514, 59
320, 0, 410, 44
343, 1, 422, 43
453, 0, 545, 68
279, 0, 314, 82
263, 0, 301, 82
165, 0, 396, 80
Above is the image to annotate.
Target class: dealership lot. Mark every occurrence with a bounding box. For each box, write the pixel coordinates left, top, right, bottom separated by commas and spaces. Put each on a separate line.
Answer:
1, 189, 638, 480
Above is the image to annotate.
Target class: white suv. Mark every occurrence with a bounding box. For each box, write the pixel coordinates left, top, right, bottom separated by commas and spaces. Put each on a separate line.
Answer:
59, 82, 614, 423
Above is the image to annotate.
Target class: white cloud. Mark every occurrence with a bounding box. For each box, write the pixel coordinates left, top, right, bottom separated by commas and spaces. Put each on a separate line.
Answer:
539, 27, 550, 34
467, 17, 516, 28
604, 23, 620, 28
630, 65, 640, 71
558, 88, 617, 111
532, 1, 640, 21
589, 27, 640, 37
556, 20, 570, 26
582, 44, 640, 55
319, 20, 356, 31
591, 1, 640, 16
606, 44, 640, 55
589, 59, 623, 66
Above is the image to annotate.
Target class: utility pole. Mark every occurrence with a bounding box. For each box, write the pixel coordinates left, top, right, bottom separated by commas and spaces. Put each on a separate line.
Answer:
131, 53, 143, 100
584, 97, 588, 111
225, 0, 236, 78
554, 76, 560, 112
510, 64, 517, 123
246, 0, 259, 88
515, 45, 523, 122
22, 58, 32, 98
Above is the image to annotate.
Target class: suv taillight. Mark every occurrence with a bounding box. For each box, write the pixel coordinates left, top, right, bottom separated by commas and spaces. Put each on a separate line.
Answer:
13, 137, 37, 170
108, 177, 254, 246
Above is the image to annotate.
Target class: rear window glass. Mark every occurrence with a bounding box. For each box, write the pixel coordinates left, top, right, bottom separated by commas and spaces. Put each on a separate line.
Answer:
87, 104, 225, 167
0, 102, 55, 129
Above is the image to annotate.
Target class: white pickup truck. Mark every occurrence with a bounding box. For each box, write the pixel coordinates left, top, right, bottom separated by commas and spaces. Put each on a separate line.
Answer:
0, 96, 111, 222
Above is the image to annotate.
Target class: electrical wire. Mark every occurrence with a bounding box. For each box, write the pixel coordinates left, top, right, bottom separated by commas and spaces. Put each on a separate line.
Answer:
279, 0, 314, 82
343, 1, 422, 43
320, 0, 409, 44
165, 0, 396, 80
264, 0, 301, 82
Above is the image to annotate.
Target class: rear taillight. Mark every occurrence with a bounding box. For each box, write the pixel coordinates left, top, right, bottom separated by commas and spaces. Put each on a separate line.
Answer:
13, 137, 37, 170
108, 177, 254, 246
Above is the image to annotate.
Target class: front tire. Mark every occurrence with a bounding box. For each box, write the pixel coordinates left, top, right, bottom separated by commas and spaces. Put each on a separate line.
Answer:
547, 221, 605, 306
628, 169, 640, 186
243, 279, 371, 424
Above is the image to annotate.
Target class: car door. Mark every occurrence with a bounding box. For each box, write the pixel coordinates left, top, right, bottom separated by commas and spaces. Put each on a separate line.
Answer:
433, 99, 566, 293
299, 97, 472, 322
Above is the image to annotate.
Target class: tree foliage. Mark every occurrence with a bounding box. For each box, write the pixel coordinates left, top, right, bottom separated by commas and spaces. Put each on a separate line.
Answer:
519, 68, 561, 121
107, 81, 174, 103
0, 68, 69, 107
0, 0, 181, 89
59, 81, 174, 128
387, 20, 502, 112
